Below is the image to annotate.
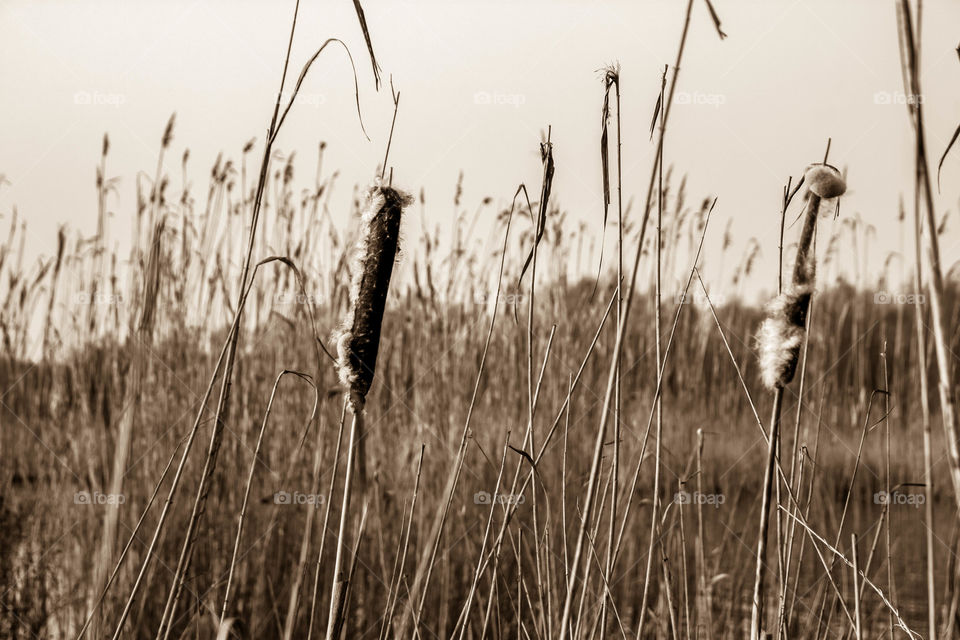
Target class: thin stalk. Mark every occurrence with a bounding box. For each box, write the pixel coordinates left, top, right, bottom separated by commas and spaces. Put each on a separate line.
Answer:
637, 63, 669, 640
324, 411, 363, 640
750, 389, 785, 640
852, 535, 863, 640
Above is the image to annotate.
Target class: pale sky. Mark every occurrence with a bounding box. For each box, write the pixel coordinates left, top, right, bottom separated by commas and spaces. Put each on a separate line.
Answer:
1, 0, 959, 299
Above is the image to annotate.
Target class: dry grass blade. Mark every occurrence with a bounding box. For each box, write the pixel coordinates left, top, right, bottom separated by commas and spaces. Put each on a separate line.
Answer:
272, 38, 369, 142
351, 0, 382, 89
518, 133, 554, 285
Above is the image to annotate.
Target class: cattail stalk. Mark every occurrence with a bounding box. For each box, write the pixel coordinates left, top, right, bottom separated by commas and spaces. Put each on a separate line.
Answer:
327, 180, 409, 639
751, 162, 845, 640
307, 400, 348, 640
325, 411, 363, 640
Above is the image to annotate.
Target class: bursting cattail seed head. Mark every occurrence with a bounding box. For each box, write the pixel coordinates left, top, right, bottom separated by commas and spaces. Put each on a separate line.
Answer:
757, 285, 812, 389
757, 160, 846, 390
335, 178, 411, 413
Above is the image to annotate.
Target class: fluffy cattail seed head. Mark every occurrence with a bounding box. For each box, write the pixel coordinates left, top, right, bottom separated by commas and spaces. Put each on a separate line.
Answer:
335, 179, 411, 413
758, 161, 847, 389
757, 285, 813, 388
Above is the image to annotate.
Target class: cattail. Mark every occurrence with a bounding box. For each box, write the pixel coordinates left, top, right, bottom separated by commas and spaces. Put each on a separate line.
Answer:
751, 159, 846, 640
335, 178, 411, 413
757, 162, 845, 389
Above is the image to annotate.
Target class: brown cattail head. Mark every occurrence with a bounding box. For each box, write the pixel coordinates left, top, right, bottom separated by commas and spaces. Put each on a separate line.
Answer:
335, 179, 411, 413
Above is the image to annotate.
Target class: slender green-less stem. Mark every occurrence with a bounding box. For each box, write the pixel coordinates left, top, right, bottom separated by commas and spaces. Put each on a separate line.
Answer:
678, 477, 692, 640
602, 70, 623, 640
695, 429, 711, 637
778, 290, 814, 640
524, 129, 547, 640
325, 410, 363, 640
637, 63, 669, 640
751, 388, 784, 640
882, 339, 897, 640
307, 400, 348, 640
913, 198, 937, 640
851, 534, 863, 640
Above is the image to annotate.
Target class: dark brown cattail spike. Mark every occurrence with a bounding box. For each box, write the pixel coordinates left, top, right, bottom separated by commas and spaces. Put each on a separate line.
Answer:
335, 179, 411, 413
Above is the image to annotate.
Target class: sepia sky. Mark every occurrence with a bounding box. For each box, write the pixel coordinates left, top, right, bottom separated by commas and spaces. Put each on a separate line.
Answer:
1, 0, 959, 299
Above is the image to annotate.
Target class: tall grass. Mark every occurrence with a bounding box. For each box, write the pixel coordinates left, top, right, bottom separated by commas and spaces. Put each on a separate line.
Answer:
2, 1, 960, 639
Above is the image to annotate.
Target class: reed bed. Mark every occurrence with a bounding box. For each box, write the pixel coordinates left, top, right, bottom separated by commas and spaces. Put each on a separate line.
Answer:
2, 1, 960, 639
